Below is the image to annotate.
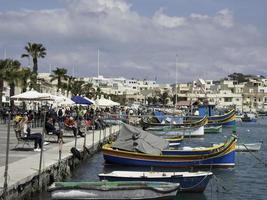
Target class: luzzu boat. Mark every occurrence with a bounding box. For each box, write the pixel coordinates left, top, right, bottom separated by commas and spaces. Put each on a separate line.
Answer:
102, 124, 237, 168
98, 171, 213, 193
141, 115, 208, 130
164, 135, 184, 143
49, 181, 180, 200
207, 109, 236, 127
161, 139, 231, 155
149, 124, 205, 137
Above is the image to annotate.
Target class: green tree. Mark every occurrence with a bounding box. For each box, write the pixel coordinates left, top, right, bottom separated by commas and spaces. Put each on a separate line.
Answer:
19, 67, 32, 93
159, 91, 169, 106
82, 83, 95, 99
4, 59, 21, 109
71, 80, 85, 96
95, 87, 103, 99
50, 67, 68, 92
21, 42, 46, 74
0, 59, 9, 108
66, 75, 75, 97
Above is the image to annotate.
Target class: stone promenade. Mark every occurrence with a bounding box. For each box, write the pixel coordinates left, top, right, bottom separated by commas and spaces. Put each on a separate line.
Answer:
0, 123, 120, 199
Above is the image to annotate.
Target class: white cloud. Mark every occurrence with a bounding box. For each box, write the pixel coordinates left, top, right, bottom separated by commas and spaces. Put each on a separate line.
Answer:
153, 8, 186, 28
0, 0, 266, 83
213, 9, 234, 28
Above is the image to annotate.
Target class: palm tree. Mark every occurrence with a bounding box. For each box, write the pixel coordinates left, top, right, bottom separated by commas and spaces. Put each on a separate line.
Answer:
21, 42, 46, 74
28, 72, 39, 91
4, 59, 21, 109
71, 80, 85, 96
0, 59, 9, 108
66, 75, 75, 97
95, 87, 102, 99
50, 67, 68, 92
82, 83, 95, 99
19, 67, 32, 93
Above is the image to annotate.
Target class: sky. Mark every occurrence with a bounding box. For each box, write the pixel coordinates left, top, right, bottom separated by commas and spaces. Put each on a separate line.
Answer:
1, 0, 267, 83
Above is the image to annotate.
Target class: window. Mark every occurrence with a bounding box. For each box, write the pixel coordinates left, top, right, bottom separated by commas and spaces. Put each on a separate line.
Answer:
224, 97, 232, 102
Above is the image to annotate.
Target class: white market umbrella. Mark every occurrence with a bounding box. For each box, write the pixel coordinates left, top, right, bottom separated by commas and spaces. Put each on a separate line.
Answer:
55, 96, 75, 106
10, 90, 54, 101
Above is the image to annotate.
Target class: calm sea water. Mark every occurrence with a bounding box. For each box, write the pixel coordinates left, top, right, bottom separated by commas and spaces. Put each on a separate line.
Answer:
40, 117, 267, 200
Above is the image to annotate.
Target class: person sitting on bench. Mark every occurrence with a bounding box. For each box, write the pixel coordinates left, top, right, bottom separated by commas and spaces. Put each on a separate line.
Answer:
64, 116, 85, 137
45, 117, 63, 142
19, 116, 44, 152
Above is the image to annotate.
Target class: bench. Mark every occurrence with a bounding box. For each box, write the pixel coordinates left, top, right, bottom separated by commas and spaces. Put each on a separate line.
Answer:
44, 129, 58, 142
14, 130, 34, 149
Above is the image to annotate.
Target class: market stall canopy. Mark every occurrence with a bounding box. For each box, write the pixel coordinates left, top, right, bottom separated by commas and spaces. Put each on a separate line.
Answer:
10, 90, 54, 101
52, 95, 75, 106
95, 97, 120, 107
83, 96, 95, 104
71, 96, 93, 105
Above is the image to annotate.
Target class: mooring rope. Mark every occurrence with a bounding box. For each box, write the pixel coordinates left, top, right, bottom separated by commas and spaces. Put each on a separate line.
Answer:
241, 143, 267, 167
212, 174, 230, 193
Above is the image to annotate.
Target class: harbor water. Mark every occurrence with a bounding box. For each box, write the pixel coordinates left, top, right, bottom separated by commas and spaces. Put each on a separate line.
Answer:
39, 118, 267, 200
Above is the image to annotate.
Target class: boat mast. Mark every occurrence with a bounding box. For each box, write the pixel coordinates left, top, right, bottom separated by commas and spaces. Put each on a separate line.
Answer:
97, 48, 100, 78
175, 54, 178, 109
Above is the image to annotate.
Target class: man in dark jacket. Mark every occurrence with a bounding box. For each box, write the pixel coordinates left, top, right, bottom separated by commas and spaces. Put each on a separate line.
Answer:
45, 117, 63, 142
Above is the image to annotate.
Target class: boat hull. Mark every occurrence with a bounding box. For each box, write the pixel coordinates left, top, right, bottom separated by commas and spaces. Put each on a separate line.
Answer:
207, 109, 236, 127
103, 150, 236, 168
151, 126, 204, 138
99, 171, 213, 193
204, 125, 222, 134
50, 181, 179, 200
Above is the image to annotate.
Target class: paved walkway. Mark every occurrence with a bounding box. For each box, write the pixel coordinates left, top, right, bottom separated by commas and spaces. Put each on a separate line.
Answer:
0, 124, 120, 195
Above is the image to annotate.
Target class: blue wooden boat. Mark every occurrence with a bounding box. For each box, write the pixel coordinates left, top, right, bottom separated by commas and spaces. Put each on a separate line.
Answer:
102, 135, 237, 168
207, 109, 236, 127
49, 181, 180, 200
197, 105, 236, 127
98, 171, 213, 193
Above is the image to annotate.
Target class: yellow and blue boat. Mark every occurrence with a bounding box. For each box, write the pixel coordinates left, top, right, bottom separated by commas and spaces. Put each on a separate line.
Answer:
207, 109, 236, 127
102, 124, 237, 168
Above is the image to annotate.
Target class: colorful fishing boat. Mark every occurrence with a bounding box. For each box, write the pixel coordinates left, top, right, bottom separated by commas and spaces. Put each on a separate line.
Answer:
102, 124, 237, 168
49, 181, 180, 200
236, 142, 263, 152
149, 125, 205, 137
207, 109, 236, 127
161, 140, 230, 156
98, 171, 213, 193
164, 135, 184, 143
204, 125, 222, 134
141, 115, 208, 130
